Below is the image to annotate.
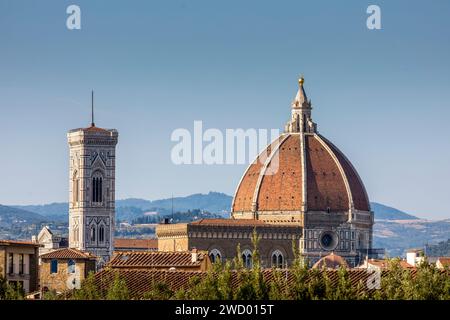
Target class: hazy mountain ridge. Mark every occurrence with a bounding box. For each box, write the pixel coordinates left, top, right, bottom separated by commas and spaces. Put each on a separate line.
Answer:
11, 194, 420, 221
0, 204, 47, 225
370, 202, 418, 220
4, 193, 449, 257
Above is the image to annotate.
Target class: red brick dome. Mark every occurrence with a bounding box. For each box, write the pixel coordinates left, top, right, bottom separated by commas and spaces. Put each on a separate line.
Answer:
231, 78, 370, 215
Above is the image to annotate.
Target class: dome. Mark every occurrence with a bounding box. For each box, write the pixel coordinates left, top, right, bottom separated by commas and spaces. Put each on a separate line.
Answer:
312, 253, 348, 269
231, 78, 370, 217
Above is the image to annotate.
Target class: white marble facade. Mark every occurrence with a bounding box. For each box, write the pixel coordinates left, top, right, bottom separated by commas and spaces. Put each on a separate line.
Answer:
67, 126, 118, 264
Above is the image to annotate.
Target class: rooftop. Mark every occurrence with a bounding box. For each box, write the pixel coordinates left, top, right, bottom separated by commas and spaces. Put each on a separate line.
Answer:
114, 238, 158, 251
40, 248, 97, 260
0, 240, 41, 247
91, 268, 432, 299
108, 250, 208, 269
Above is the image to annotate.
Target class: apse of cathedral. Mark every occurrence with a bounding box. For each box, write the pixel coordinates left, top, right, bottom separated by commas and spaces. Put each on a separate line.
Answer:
157, 77, 377, 268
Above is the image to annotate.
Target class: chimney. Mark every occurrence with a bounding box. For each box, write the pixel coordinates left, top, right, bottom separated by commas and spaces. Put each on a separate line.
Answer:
191, 248, 198, 263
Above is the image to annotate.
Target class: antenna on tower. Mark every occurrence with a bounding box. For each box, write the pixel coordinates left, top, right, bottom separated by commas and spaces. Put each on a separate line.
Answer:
91, 90, 95, 127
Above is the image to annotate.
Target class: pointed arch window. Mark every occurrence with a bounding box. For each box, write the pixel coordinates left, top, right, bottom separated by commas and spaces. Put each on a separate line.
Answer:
242, 249, 252, 269
92, 173, 103, 203
73, 171, 79, 203
271, 250, 284, 268
73, 225, 79, 243
99, 225, 105, 243
209, 249, 221, 263
90, 226, 96, 242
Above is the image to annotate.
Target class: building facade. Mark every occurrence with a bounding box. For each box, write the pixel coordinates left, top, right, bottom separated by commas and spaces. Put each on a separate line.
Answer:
157, 77, 379, 267
34, 226, 68, 257
67, 119, 118, 264
157, 219, 302, 268
0, 240, 40, 294
40, 248, 97, 293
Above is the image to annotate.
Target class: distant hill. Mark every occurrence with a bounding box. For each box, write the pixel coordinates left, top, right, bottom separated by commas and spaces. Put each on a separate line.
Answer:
5, 193, 450, 257
374, 219, 450, 257
14, 194, 419, 221
13, 202, 68, 220
370, 202, 418, 220
0, 204, 47, 226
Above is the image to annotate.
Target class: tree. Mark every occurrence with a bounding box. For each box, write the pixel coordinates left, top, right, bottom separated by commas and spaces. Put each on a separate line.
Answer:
216, 260, 233, 300
106, 272, 130, 300
73, 271, 102, 300
234, 229, 269, 300
307, 268, 327, 300
290, 240, 309, 300
42, 289, 59, 300
403, 258, 447, 300
333, 266, 357, 299
268, 267, 290, 300
374, 258, 407, 300
143, 281, 173, 300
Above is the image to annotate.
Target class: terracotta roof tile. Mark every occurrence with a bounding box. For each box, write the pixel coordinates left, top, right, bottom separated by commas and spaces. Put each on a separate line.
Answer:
190, 219, 266, 226
258, 135, 303, 211
231, 133, 370, 214
40, 248, 97, 260
0, 240, 41, 247
437, 257, 450, 267
108, 251, 207, 268
114, 238, 158, 250
364, 259, 414, 269
92, 268, 438, 299
319, 135, 370, 211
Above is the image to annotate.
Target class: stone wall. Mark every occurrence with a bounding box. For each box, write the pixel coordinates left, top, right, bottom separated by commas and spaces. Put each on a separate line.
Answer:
40, 259, 93, 292
0, 249, 5, 277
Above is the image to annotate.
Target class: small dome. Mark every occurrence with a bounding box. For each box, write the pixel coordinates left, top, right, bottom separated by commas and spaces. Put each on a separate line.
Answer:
312, 253, 348, 269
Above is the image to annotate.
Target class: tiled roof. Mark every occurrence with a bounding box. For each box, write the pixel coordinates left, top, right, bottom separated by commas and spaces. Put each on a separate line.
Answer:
83, 125, 109, 133
92, 268, 431, 299
114, 238, 158, 250
0, 240, 41, 247
365, 259, 414, 269
40, 248, 97, 260
108, 251, 207, 268
232, 133, 370, 214
437, 257, 450, 267
190, 219, 266, 226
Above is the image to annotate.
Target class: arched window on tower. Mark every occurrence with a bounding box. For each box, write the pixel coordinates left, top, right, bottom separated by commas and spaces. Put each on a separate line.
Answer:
90, 226, 96, 243
271, 250, 284, 268
92, 172, 103, 203
242, 249, 252, 269
73, 171, 79, 203
73, 225, 79, 243
99, 225, 105, 243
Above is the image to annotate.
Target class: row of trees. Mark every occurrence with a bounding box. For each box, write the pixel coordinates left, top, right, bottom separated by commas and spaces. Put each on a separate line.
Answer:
62, 233, 450, 300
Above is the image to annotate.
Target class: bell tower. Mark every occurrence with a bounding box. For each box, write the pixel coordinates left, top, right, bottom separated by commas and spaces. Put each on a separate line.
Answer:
67, 92, 118, 264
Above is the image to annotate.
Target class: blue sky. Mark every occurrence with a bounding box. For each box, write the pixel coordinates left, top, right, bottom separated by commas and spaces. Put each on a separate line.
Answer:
0, 0, 449, 220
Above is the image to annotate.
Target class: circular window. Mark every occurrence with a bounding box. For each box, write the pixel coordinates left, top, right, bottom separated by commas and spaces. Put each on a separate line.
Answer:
320, 231, 338, 250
